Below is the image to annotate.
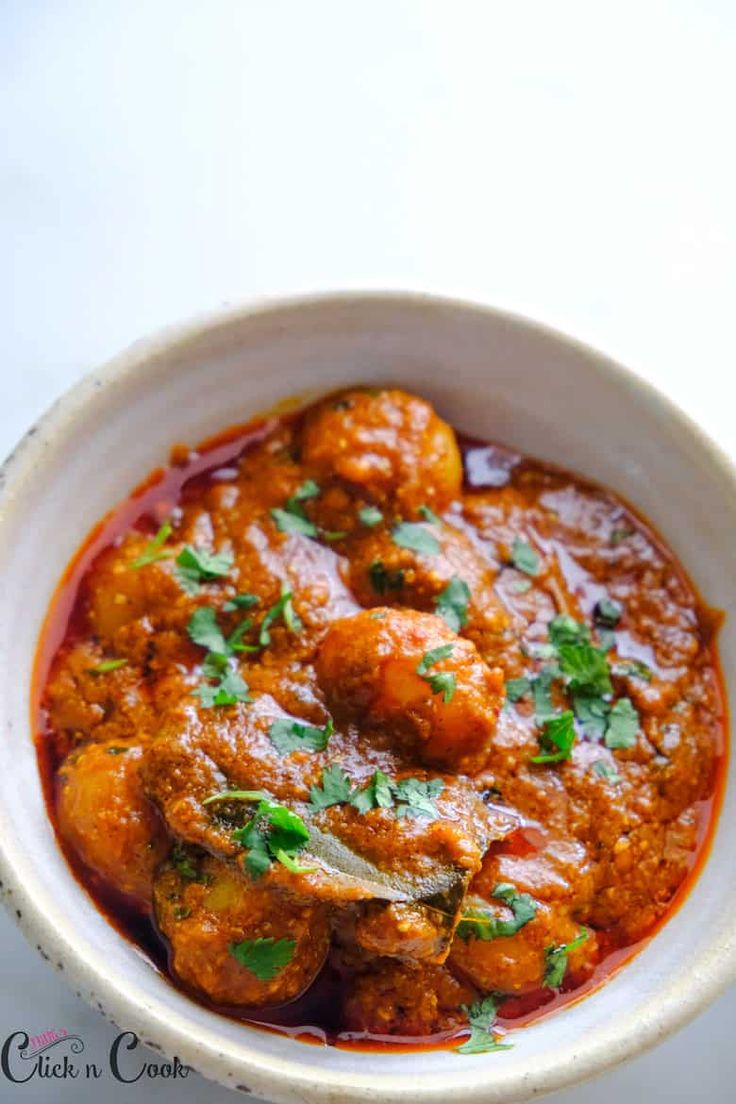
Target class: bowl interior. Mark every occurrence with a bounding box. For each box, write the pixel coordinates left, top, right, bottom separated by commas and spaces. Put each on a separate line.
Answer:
0, 294, 734, 1104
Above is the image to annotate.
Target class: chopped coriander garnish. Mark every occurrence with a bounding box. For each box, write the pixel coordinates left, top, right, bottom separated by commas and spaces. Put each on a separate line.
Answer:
593, 759, 621, 784
358, 505, 383, 528
187, 606, 229, 654
532, 663, 563, 725
434, 576, 471, 633
391, 521, 441, 556
512, 578, 532, 594
268, 717, 334, 755
457, 995, 512, 1055
418, 504, 441, 525
531, 709, 576, 764
511, 536, 540, 577
611, 659, 653, 683
175, 545, 233, 595
105, 745, 129, 755
293, 479, 320, 501
309, 764, 354, 810
223, 592, 259, 612
229, 937, 296, 981
369, 560, 405, 594
547, 614, 590, 648
192, 667, 251, 708
416, 643, 456, 703
392, 776, 444, 819
259, 585, 302, 646
457, 883, 538, 942
173, 905, 191, 920
558, 643, 612, 697
87, 658, 127, 675
130, 521, 173, 569
349, 769, 394, 814
309, 767, 444, 820
506, 676, 531, 703
271, 508, 318, 537
604, 697, 639, 748
228, 796, 311, 880
543, 928, 589, 988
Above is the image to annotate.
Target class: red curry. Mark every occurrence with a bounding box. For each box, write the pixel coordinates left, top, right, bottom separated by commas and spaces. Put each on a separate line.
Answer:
35, 388, 726, 1052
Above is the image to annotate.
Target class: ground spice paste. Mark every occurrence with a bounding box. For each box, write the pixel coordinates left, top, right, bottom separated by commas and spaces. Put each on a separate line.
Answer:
35, 388, 726, 1051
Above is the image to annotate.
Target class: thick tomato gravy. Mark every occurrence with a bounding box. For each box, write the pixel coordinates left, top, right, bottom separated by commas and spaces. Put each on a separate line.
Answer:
34, 388, 726, 1051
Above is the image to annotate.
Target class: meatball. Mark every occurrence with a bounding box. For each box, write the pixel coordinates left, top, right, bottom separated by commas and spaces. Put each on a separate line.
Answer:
300, 388, 462, 512
343, 959, 475, 1036
154, 853, 329, 1007
57, 740, 168, 907
316, 608, 504, 773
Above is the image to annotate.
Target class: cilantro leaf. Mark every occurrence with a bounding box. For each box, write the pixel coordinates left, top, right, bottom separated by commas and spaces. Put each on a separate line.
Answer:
273, 849, 317, 874
611, 659, 653, 683
505, 677, 531, 703
187, 607, 229, 654
229, 798, 311, 878
358, 505, 383, 527
87, 658, 127, 675
393, 776, 444, 819
593, 759, 621, 784
418, 504, 441, 525
271, 481, 322, 538
434, 576, 471, 633
416, 643, 454, 674
268, 717, 334, 754
175, 545, 233, 594
391, 522, 441, 556
130, 521, 173, 569
531, 663, 562, 725
349, 769, 394, 814
416, 644, 456, 703
511, 537, 539, 576
531, 710, 576, 764
229, 937, 296, 981
571, 689, 610, 739
457, 996, 512, 1055
604, 697, 639, 749
192, 667, 251, 708
543, 928, 589, 988
558, 643, 612, 696
368, 561, 405, 594
594, 598, 622, 628
223, 592, 259, 612
292, 479, 320, 502
547, 614, 590, 648
457, 883, 539, 942
259, 585, 302, 646
309, 764, 354, 810
271, 508, 318, 537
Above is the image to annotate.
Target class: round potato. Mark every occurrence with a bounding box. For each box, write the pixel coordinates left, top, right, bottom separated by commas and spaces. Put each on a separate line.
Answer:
57, 740, 168, 907
316, 607, 504, 773
154, 853, 330, 1007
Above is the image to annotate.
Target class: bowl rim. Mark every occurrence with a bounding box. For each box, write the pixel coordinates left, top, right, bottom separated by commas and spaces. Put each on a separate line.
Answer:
0, 289, 734, 1104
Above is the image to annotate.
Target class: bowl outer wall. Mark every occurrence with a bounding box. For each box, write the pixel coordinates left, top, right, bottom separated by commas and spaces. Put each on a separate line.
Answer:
0, 291, 734, 1104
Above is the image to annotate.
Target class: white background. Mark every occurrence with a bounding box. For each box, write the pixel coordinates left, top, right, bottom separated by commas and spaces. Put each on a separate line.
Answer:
1, 2, 734, 1101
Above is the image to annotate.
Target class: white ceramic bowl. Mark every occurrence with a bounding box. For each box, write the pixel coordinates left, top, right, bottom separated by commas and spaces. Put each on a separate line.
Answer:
0, 293, 734, 1104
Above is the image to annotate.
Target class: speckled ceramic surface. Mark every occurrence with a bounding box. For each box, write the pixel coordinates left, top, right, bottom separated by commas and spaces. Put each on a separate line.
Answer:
0, 293, 734, 1104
